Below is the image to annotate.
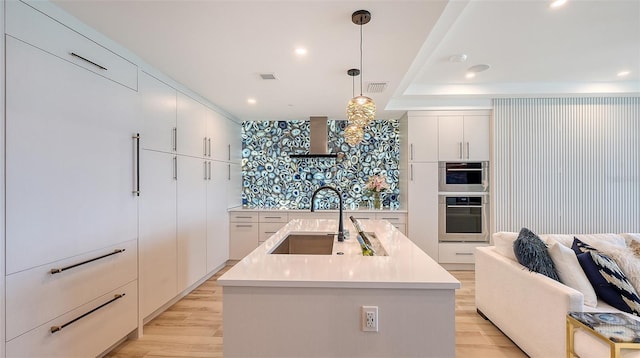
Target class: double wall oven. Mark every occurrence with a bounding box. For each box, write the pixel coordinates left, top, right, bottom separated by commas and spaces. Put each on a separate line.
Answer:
438, 162, 489, 243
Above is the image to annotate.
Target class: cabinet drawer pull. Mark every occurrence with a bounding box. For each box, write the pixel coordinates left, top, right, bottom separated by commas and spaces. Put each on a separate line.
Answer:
132, 133, 140, 196
70, 52, 107, 71
50, 249, 125, 275
235, 224, 254, 228
50, 293, 125, 334
264, 231, 277, 234
380, 217, 399, 221
235, 216, 253, 219
455, 252, 473, 256
263, 216, 283, 219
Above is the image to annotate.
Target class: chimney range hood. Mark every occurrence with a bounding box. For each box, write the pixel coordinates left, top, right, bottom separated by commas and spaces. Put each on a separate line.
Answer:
289, 116, 338, 159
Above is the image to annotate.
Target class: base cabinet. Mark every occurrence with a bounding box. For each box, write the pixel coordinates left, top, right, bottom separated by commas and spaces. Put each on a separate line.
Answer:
439, 242, 489, 264
6, 280, 138, 358
408, 162, 439, 260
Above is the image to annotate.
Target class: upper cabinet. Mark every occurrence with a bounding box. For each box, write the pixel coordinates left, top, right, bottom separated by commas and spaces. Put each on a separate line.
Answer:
177, 92, 208, 158
140, 72, 177, 153
438, 115, 490, 161
227, 120, 242, 163
407, 114, 439, 162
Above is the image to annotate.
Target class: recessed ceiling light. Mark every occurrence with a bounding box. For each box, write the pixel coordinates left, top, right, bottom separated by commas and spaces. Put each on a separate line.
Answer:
247, 98, 257, 105
448, 54, 468, 63
617, 70, 630, 77
467, 64, 491, 73
550, 0, 567, 8
295, 47, 307, 56
465, 72, 476, 79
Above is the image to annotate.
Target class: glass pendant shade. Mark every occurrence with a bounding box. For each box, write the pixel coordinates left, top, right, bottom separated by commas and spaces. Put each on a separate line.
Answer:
344, 123, 364, 146
347, 95, 376, 127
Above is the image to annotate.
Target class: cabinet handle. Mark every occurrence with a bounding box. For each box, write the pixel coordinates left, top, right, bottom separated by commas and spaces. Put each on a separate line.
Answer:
204, 161, 208, 180
264, 216, 283, 219
50, 293, 125, 334
172, 127, 177, 152
228, 144, 231, 161
235, 224, 253, 228
235, 216, 253, 219
410, 164, 414, 181
50, 248, 126, 275
410, 143, 414, 161
228, 163, 231, 181
132, 134, 140, 196
380, 217, 399, 221
70, 52, 107, 71
459, 142, 463, 159
208, 138, 212, 157
209, 161, 212, 180
466, 142, 470, 159
203, 138, 207, 157
173, 156, 178, 180
264, 231, 277, 234
455, 252, 474, 256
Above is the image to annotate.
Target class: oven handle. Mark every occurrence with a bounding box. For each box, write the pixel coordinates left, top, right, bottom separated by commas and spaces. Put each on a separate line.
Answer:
447, 205, 484, 208
446, 168, 483, 172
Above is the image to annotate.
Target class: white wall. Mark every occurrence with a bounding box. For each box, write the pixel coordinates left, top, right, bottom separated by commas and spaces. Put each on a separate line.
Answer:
493, 97, 640, 234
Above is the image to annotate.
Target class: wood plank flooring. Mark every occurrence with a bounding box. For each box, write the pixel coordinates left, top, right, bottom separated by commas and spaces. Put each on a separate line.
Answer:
106, 267, 527, 357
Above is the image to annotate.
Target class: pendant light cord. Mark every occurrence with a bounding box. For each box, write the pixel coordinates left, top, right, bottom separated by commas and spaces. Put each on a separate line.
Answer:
359, 19, 363, 96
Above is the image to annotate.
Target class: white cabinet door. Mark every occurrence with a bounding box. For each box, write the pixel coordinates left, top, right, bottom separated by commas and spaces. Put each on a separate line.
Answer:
177, 93, 207, 158
227, 120, 242, 163
229, 222, 259, 260
407, 162, 439, 260
5, 36, 138, 274
177, 156, 207, 291
139, 150, 177, 318
140, 72, 177, 153
408, 115, 439, 162
228, 163, 243, 208
207, 160, 229, 273
437, 116, 465, 161
463, 115, 490, 161
206, 109, 228, 162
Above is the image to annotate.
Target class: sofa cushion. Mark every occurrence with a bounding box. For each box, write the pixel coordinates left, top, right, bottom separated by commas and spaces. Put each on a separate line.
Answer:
545, 233, 627, 249
547, 238, 598, 307
513, 228, 560, 281
622, 233, 640, 246
630, 240, 640, 258
492, 231, 518, 261
577, 250, 640, 316
597, 244, 640, 294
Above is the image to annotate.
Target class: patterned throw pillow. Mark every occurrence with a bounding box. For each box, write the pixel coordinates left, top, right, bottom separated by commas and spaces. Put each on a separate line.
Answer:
572, 237, 598, 255
513, 227, 560, 281
577, 250, 640, 316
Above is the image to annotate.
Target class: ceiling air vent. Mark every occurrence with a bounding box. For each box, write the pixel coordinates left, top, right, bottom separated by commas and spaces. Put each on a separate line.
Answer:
259, 73, 278, 80
366, 82, 388, 93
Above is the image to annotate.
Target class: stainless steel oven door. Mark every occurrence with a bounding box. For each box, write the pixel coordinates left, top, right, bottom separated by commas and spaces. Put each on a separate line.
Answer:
438, 195, 489, 242
438, 162, 489, 192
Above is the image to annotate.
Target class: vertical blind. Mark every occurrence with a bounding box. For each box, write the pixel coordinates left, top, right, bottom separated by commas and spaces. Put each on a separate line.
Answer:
493, 97, 640, 234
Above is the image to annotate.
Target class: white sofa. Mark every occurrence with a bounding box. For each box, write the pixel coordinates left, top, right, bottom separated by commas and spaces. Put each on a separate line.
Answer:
476, 232, 640, 358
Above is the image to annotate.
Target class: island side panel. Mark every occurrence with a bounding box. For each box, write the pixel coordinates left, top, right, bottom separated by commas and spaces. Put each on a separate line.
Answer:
223, 286, 455, 357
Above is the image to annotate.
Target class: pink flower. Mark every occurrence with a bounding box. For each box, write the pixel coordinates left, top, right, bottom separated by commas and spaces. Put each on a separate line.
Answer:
365, 174, 389, 193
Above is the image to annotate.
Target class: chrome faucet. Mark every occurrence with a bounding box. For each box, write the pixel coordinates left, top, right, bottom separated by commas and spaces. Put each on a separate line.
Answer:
311, 186, 345, 242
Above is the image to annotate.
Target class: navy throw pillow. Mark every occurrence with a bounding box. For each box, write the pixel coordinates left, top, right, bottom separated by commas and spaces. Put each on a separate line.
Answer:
577, 250, 640, 316
572, 237, 598, 256
513, 227, 560, 281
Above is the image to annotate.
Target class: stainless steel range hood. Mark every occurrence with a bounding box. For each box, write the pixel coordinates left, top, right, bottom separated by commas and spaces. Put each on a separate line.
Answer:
290, 116, 338, 158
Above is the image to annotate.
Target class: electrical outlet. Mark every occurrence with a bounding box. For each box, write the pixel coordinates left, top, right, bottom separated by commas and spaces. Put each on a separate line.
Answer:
362, 306, 378, 332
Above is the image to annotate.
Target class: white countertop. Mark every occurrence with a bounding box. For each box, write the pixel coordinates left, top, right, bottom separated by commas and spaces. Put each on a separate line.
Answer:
218, 219, 460, 290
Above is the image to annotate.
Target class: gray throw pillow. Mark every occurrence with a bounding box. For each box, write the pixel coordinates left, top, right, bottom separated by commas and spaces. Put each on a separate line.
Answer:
513, 227, 560, 281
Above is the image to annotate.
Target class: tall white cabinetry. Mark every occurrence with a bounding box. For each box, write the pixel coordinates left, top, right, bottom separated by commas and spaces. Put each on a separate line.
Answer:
406, 114, 440, 260
4, 1, 138, 356
138, 71, 239, 320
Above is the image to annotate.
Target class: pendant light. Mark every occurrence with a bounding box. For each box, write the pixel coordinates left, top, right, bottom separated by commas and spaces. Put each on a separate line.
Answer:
345, 68, 365, 146
346, 10, 376, 128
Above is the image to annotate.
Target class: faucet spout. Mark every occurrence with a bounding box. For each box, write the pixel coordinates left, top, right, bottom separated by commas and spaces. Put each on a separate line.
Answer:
311, 186, 345, 242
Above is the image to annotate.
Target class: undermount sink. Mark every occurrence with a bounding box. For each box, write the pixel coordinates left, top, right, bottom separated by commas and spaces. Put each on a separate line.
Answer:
270, 233, 335, 255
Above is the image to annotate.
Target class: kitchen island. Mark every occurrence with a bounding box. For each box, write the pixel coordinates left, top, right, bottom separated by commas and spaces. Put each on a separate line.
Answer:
218, 218, 460, 357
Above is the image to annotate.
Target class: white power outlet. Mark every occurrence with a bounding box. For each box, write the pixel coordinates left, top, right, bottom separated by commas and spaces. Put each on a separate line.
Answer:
362, 306, 378, 332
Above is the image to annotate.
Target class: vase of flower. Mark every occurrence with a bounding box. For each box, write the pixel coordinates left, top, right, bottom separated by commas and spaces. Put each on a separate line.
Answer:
373, 191, 382, 209
365, 174, 389, 210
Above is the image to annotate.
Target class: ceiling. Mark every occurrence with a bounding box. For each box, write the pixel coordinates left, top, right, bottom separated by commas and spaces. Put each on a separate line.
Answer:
52, 0, 640, 122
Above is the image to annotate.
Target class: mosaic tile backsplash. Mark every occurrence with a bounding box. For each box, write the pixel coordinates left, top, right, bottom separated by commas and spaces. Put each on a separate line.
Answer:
241, 120, 400, 209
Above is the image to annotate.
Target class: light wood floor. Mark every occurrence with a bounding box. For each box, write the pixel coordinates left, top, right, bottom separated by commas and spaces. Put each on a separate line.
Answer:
106, 267, 527, 357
